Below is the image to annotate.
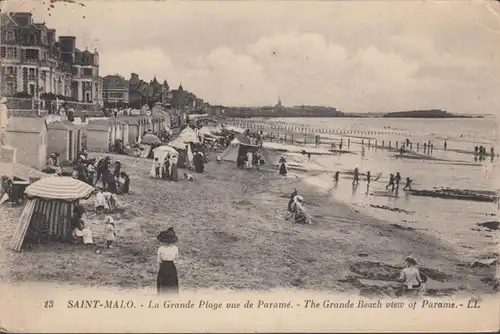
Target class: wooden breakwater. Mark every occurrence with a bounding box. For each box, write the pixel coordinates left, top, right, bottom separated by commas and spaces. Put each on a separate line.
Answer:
224, 118, 409, 137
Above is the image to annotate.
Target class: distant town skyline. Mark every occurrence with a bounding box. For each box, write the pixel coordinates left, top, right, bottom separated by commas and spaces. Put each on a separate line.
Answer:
6, 0, 499, 114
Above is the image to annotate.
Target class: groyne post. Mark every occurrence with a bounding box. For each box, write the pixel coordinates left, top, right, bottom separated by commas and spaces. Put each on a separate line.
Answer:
348, 138, 351, 148
417, 143, 419, 151
284, 133, 287, 142
375, 140, 377, 149
389, 141, 392, 149
304, 134, 307, 144
291, 133, 294, 143
382, 140, 385, 149
368, 140, 371, 148
396, 141, 399, 149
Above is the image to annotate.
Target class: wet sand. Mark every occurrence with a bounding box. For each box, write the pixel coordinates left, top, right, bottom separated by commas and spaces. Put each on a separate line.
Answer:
0, 152, 496, 295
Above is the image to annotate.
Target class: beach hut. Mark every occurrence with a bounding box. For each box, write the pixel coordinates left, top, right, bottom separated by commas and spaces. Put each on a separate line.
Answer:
86, 119, 114, 152
220, 136, 259, 163
6, 117, 48, 169
47, 120, 82, 162
10, 176, 94, 252
149, 145, 179, 178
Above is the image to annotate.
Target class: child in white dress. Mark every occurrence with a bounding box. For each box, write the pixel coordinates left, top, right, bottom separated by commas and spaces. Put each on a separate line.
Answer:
104, 216, 116, 248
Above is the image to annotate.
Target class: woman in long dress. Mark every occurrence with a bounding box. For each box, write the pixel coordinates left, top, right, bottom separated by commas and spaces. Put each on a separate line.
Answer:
156, 228, 179, 295
278, 156, 288, 176
170, 154, 179, 181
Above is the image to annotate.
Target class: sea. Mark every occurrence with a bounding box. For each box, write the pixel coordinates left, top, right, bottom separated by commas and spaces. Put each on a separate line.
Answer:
253, 116, 499, 262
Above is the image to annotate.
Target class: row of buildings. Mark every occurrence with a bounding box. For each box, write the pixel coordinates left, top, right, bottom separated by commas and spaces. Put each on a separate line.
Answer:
102, 73, 206, 113
1, 11, 209, 116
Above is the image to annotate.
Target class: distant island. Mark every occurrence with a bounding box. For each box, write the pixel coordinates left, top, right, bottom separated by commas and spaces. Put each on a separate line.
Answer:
382, 109, 481, 119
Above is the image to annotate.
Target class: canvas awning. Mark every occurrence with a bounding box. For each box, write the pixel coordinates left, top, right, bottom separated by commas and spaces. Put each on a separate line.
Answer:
153, 145, 178, 156
25, 176, 94, 201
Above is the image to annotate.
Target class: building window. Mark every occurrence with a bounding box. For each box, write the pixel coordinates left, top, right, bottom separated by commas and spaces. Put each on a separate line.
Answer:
83, 68, 92, 76
6, 83, 15, 96
6, 47, 17, 58
72, 67, 78, 75
6, 30, 15, 41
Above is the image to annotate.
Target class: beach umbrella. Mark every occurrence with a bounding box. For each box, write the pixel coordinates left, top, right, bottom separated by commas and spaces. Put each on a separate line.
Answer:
142, 133, 162, 145
25, 176, 94, 201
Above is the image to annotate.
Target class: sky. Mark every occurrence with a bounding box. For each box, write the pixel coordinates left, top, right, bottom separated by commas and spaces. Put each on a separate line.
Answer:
3, 0, 500, 114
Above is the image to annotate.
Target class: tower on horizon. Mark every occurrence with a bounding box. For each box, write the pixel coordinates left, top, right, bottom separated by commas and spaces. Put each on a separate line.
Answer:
276, 96, 283, 108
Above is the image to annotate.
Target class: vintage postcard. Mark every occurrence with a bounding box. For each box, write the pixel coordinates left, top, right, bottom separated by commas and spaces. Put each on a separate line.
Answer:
0, 0, 498, 332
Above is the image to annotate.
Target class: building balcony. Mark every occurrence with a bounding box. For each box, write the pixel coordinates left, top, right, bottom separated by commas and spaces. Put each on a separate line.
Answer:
22, 58, 41, 66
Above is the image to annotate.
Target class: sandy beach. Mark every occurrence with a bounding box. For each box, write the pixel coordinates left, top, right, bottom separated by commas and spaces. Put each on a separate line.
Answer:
0, 151, 496, 295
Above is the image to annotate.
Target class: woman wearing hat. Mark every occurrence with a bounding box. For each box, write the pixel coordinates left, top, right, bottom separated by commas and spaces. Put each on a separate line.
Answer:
399, 256, 425, 296
156, 227, 179, 295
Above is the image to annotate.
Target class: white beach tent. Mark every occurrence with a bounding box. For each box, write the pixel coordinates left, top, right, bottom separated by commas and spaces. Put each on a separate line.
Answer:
178, 127, 200, 143
149, 145, 179, 178
168, 139, 195, 167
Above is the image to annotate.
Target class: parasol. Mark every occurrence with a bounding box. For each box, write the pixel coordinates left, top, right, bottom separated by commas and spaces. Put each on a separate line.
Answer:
25, 176, 94, 201
141, 134, 162, 145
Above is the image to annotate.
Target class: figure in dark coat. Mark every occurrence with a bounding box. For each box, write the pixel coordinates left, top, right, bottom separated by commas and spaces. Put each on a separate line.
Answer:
193, 152, 203, 173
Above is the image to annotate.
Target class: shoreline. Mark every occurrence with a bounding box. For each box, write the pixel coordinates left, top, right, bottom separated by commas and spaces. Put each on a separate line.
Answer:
1, 151, 496, 295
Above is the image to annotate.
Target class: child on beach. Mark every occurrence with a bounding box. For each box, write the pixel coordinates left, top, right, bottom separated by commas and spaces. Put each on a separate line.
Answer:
104, 216, 116, 249
154, 158, 161, 178
399, 256, 426, 296
366, 171, 371, 185
386, 174, 395, 191
183, 172, 195, 181
403, 177, 412, 190
334, 171, 340, 183
216, 153, 222, 163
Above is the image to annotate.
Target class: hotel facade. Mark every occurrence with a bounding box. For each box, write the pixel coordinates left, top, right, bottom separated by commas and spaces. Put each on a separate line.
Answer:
0, 12, 102, 105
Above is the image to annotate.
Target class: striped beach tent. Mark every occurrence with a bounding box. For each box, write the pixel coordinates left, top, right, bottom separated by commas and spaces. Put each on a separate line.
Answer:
11, 176, 95, 252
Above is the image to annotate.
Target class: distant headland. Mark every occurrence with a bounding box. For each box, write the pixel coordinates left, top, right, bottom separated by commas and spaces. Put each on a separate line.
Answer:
224, 106, 482, 119
223, 97, 482, 119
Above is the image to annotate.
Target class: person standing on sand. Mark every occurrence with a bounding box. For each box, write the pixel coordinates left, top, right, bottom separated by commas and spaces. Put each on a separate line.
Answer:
120, 172, 130, 194
278, 156, 288, 176
154, 158, 161, 178
334, 171, 340, 184
352, 167, 359, 186
386, 174, 395, 191
170, 154, 179, 181
444, 140, 447, 150
113, 160, 121, 181
163, 154, 170, 180
156, 228, 180, 295
366, 171, 371, 186
104, 216, 116, 249
394, 172, 401, 190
